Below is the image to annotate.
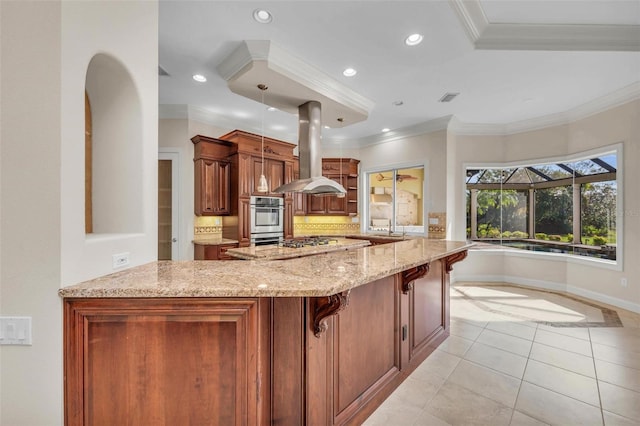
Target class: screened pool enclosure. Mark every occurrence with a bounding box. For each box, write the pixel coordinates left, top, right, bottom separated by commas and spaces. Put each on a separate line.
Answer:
466, 152, 617, 261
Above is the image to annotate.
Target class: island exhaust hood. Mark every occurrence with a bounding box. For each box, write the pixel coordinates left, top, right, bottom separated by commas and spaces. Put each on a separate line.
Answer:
273, 101, 346, 195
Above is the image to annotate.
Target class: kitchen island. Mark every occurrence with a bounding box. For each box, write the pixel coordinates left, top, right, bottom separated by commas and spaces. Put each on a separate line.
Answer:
225, 237, 370, 260
60, 238, 471, 425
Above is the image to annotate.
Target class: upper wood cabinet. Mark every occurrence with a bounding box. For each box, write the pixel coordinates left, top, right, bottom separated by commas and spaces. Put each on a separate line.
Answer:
194, 159, 230, 215
220, 130, 295, 198
218, 130, 296, 247
251, 157, 285, 195
192, 136, 235, 216
303, 158, 360, 216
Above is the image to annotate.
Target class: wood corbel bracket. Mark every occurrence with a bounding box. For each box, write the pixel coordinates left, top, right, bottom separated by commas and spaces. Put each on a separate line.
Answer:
444, 250, 468, 273
312, 290, 351, 338
401, 263, 430, 294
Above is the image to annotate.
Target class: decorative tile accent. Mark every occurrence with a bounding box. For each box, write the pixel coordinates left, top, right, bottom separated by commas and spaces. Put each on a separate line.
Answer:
453, 285, 622, 328
428, 212, 446, 239
294, 222, 360, 236
194, 226, 223, 235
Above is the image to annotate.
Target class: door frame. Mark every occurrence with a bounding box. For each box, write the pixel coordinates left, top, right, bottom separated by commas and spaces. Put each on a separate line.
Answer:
159, 149, 181, 260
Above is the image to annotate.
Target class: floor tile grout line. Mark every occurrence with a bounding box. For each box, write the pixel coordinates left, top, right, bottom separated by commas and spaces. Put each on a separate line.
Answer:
509, 322, 540, 426
587, 327, 606, 426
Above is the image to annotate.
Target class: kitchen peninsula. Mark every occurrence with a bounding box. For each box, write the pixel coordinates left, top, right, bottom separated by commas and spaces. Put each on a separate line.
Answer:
60, 238, 471, 425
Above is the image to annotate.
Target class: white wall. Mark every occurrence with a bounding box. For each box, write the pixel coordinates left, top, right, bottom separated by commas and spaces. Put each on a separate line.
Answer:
1, 1, 63, 424
60, 0, 158, 286
354, 130, 448, 234
451, 100, 640, 313
1, 1, 158, 424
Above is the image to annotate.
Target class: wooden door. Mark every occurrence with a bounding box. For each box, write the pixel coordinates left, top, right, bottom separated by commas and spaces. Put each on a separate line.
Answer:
158, 159, 172, 260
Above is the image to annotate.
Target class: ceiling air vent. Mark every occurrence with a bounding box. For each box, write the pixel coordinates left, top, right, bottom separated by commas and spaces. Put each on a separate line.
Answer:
158, 65, 170, 77
438, 92, 459, 103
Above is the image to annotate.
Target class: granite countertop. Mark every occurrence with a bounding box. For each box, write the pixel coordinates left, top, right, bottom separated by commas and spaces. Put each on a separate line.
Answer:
193, 237, 239, 246
58, 239, 473, 299
225, 237, 370, 260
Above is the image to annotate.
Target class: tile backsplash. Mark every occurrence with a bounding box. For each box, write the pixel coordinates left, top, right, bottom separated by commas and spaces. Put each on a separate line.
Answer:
194, 216, 223, 236
294, 216, 360, 236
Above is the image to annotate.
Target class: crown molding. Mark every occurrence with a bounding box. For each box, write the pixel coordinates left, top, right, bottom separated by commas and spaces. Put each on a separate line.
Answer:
449, 0, 640, 51
161, 83, 639, 143
450, 82, 640, 135
328, 116, 452, 147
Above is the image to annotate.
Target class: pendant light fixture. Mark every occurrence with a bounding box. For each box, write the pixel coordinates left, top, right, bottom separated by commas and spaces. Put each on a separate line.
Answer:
336, 118, 345, 198
256, 84, 269, 193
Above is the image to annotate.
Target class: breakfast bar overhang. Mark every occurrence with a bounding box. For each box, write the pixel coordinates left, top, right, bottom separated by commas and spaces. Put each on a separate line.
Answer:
60, 239, 471, 425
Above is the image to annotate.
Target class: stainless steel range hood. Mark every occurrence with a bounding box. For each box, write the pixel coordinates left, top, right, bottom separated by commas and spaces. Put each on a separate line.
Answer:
273, 101, 346, 195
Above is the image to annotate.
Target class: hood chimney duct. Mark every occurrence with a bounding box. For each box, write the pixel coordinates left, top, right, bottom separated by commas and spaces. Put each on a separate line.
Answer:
299, 100, 322, 180
273, 101, 346, 195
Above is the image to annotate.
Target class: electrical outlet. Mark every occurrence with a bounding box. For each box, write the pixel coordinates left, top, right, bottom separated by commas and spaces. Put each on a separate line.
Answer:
0, 316, 32, 345
112, 252, 130, 269
621, 277, 628, 287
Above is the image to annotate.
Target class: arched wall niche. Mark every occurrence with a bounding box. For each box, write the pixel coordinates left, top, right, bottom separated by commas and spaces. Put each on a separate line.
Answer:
85, 53, 143, 234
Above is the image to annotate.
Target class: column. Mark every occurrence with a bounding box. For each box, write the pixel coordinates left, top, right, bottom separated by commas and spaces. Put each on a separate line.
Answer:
528, 188, 535, 239
573, 184, 581, 244
470, 189, 478, 240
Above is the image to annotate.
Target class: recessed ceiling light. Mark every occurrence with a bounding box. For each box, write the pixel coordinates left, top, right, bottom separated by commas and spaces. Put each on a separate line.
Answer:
392, 100, 404, 106
192, 74, 207, 83
253, 9, 272, 24
323, 125, 331, 129
343, 68, 357, 77
267, 106, 277, 112
405, 33, 424, 46
381, 128, 390, 133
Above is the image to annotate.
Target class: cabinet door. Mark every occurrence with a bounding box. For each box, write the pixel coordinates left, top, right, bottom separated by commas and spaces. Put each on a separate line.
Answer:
64, 298, 269, 425
195, 159, 230, 215
284, 200, 294, 239
326, 176, 348, 215
238, 197, 251, 247
292, 163, 306, 215
252, 157, 264, 195
238, 153, 252, 198
306, 193, 326, 215
268, 160, 284, 193
252, 157, 285, 195
215, 161, 230, 214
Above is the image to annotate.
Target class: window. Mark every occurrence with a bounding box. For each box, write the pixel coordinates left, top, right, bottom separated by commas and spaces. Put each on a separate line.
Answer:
466, 149, 618, 263
367, 166, 424, 233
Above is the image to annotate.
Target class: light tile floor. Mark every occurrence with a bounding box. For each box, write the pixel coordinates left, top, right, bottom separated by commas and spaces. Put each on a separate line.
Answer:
363, 283, 640, 426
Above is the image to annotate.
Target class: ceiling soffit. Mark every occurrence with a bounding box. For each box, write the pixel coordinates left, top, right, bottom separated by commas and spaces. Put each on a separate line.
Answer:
449, 0, 640, 51
217, 40, 375, 129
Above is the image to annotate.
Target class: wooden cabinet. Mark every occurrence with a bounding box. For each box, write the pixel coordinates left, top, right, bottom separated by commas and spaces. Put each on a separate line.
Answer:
63, 251, 467, 425
194, 242, 239, 260
292, 158, 306, 215
251, 157, 284, 195
219, 130, 296, 246
304, 158, 360, 216
64, 298, 270, 426
191, 135, 235, 216
194, 159, 230, 215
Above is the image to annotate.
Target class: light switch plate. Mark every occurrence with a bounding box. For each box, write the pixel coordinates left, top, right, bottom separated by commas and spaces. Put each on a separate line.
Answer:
0, 316, 32, 345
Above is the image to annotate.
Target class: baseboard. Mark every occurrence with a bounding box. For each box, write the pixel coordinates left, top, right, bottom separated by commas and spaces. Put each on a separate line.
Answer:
452, 275, 640, 314
567, 285, 640, 314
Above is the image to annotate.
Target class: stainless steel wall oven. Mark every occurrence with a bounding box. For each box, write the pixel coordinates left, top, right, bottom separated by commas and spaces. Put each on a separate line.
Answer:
249, 196, 284, 245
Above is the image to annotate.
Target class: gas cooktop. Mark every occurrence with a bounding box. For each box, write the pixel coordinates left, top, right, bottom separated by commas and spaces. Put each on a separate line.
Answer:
280, 237, 337, 249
